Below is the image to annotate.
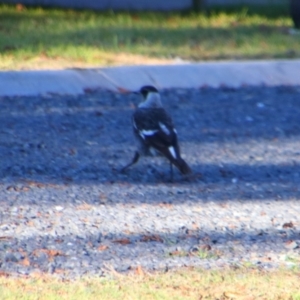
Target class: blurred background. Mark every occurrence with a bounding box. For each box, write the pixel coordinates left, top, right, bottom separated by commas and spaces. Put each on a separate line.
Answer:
0, 0, 299, 70
0, 0, 289, 11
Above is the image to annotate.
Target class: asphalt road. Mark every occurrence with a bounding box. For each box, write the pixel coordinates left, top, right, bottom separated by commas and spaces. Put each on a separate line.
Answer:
0, 86, 299, 278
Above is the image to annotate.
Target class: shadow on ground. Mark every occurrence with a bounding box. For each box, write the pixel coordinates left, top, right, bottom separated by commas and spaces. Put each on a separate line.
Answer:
1, 85, 300, 277
0, 86, 300, 204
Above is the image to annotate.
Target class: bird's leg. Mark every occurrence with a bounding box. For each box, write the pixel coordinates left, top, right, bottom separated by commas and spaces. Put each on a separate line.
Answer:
120, 151, 140, 173
170, 162, 174, 182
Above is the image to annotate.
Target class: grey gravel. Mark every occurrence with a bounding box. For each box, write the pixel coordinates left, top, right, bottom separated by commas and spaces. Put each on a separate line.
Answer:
0, 86, 300, 278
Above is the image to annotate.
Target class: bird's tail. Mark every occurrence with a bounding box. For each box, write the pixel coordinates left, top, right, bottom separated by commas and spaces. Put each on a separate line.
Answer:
172, 157, 192, 175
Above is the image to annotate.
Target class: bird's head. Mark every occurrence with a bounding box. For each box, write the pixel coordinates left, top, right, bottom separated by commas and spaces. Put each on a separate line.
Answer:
140, 85, 159, 99
137, 85, 162, 108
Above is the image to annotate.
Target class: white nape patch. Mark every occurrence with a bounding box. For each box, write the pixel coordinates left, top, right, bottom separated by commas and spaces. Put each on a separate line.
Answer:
139, 92, 162, 108
168, 146, 177, 159
140, 129, 158, 139
159, 122, 170, 135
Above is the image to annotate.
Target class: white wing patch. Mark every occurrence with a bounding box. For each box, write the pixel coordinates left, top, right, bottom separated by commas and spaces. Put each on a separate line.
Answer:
168, 146, 177, 159
159, 122, 170, 135
140, 129, 158, 139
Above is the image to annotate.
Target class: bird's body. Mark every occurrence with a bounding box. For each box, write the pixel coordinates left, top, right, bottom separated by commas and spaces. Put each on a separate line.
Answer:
121, 85, 192, 179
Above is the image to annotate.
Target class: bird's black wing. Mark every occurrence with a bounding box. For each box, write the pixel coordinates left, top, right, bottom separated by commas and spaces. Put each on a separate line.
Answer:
133, 107, 192, 175
133, 108, 180, 160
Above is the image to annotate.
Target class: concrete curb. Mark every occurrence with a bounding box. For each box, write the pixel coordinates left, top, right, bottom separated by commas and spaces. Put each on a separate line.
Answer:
0, 60, 300, 97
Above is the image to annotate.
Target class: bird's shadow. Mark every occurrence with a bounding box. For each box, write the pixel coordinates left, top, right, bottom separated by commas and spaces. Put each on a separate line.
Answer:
0, 85, 299, 204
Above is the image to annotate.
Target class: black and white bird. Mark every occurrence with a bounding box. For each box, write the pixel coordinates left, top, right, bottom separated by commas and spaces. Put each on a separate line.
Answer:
121, 85, 192, 180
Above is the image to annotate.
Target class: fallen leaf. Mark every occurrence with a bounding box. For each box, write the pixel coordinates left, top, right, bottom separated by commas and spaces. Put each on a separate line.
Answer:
112, 238, 131, 245
20, 257, 30, 266
76, 203, 92, 211
32, 249, 63, 258
18, 248, 27, 256
84, 87, 97, 94
117, 87, 130, 94
69, 148, 77, 155
16, 3, 25, 11
98, 245, 109, 251
283, 222, 294, 229
200, 244, 212, 251
224, 290, 245, 299
30, 270, 43, 279
25, 181, 45, 188
21, 186, 30, 192
140, 235, 163, 243
54, 269, 65, 274
201, 236, 211, 242
47, 249, 63, 257
158, 203, 173, 208
169, 250, 187, 257
134, 265, 144, 276
192, 223, 199, 230
0, 236, 12, 241
0, 271, 10, 277
26, 220, 35, 227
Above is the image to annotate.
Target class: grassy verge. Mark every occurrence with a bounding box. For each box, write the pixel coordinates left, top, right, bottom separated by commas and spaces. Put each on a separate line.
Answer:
0, 4, 299, 70
0, 267, 300, 300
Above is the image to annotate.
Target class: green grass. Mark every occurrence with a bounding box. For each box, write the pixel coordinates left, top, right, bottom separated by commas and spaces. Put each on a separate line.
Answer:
1, 267, 300, 299
0, 4, 299, 70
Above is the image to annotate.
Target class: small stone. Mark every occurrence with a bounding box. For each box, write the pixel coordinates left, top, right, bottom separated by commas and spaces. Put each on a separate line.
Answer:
48, 263, 56, 274
255, 156, 264, 161
18, 268, 29, 275
178, 226, 189, 234
10, 207, 19, 213
6, 186, 16, 192
256, 102, 265, 108
231, 178, 238, 184
190, 245, 200, 253
55, 206, 64, 211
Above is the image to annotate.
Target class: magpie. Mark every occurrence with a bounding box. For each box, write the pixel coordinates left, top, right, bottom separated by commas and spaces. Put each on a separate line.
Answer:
121, 85, 192, 180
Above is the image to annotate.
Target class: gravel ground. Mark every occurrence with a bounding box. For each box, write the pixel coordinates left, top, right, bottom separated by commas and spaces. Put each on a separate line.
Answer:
0, 86, 300, 278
